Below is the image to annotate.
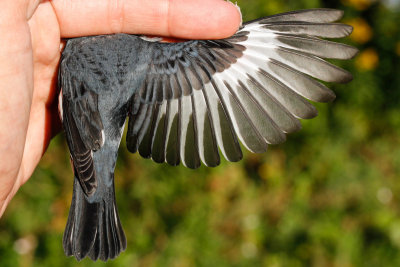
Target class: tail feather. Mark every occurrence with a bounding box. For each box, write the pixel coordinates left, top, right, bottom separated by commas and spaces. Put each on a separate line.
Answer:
63, 179, 126, 261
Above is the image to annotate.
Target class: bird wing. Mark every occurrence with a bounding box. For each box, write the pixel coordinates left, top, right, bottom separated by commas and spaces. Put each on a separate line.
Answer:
59, 51, 105, 196
126, 8, 358, 169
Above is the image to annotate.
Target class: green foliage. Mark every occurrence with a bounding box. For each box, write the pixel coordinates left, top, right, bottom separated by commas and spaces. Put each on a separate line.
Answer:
2, 0, 400, 266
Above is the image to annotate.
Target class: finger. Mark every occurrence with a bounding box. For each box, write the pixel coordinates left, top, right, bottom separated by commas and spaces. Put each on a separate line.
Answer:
20, 1, 63, 182
52, 0, 242, 39
0, 14, 33, 216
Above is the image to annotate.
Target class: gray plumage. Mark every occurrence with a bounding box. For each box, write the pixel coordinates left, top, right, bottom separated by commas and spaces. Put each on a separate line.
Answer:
58, 8, 358, 261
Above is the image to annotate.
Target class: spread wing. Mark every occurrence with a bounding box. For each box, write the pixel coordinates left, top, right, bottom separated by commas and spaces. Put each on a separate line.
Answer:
126, 8, 358, 169
59, 50, 105, 196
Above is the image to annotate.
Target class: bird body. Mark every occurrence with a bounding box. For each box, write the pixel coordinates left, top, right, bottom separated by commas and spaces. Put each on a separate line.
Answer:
58, 9, 358, 261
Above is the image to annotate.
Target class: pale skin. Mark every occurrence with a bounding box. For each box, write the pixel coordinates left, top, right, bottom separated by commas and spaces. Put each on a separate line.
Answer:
0, 0, 241, 217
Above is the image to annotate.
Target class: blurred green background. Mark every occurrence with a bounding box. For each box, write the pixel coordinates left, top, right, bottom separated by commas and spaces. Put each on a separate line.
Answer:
2, 0, 400, 266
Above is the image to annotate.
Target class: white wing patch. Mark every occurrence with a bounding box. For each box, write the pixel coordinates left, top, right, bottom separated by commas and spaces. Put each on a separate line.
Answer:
129, 9, 358, 169
58, 89, 63, 122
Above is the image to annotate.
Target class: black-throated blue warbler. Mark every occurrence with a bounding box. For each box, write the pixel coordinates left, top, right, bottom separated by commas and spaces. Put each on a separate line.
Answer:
58, 8, 358, 261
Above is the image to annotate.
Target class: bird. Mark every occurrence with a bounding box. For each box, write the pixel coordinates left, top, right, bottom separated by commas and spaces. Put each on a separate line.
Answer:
58, 8, 358, 261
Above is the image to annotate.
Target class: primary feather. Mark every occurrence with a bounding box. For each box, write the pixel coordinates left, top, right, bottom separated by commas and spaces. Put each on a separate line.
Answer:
126, 8, 357, 168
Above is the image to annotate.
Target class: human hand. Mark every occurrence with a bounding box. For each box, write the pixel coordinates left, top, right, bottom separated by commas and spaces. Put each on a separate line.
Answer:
0, 0, 241, 216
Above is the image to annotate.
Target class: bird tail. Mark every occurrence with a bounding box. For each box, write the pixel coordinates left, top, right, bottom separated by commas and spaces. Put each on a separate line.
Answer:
63, 178, 126, 261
